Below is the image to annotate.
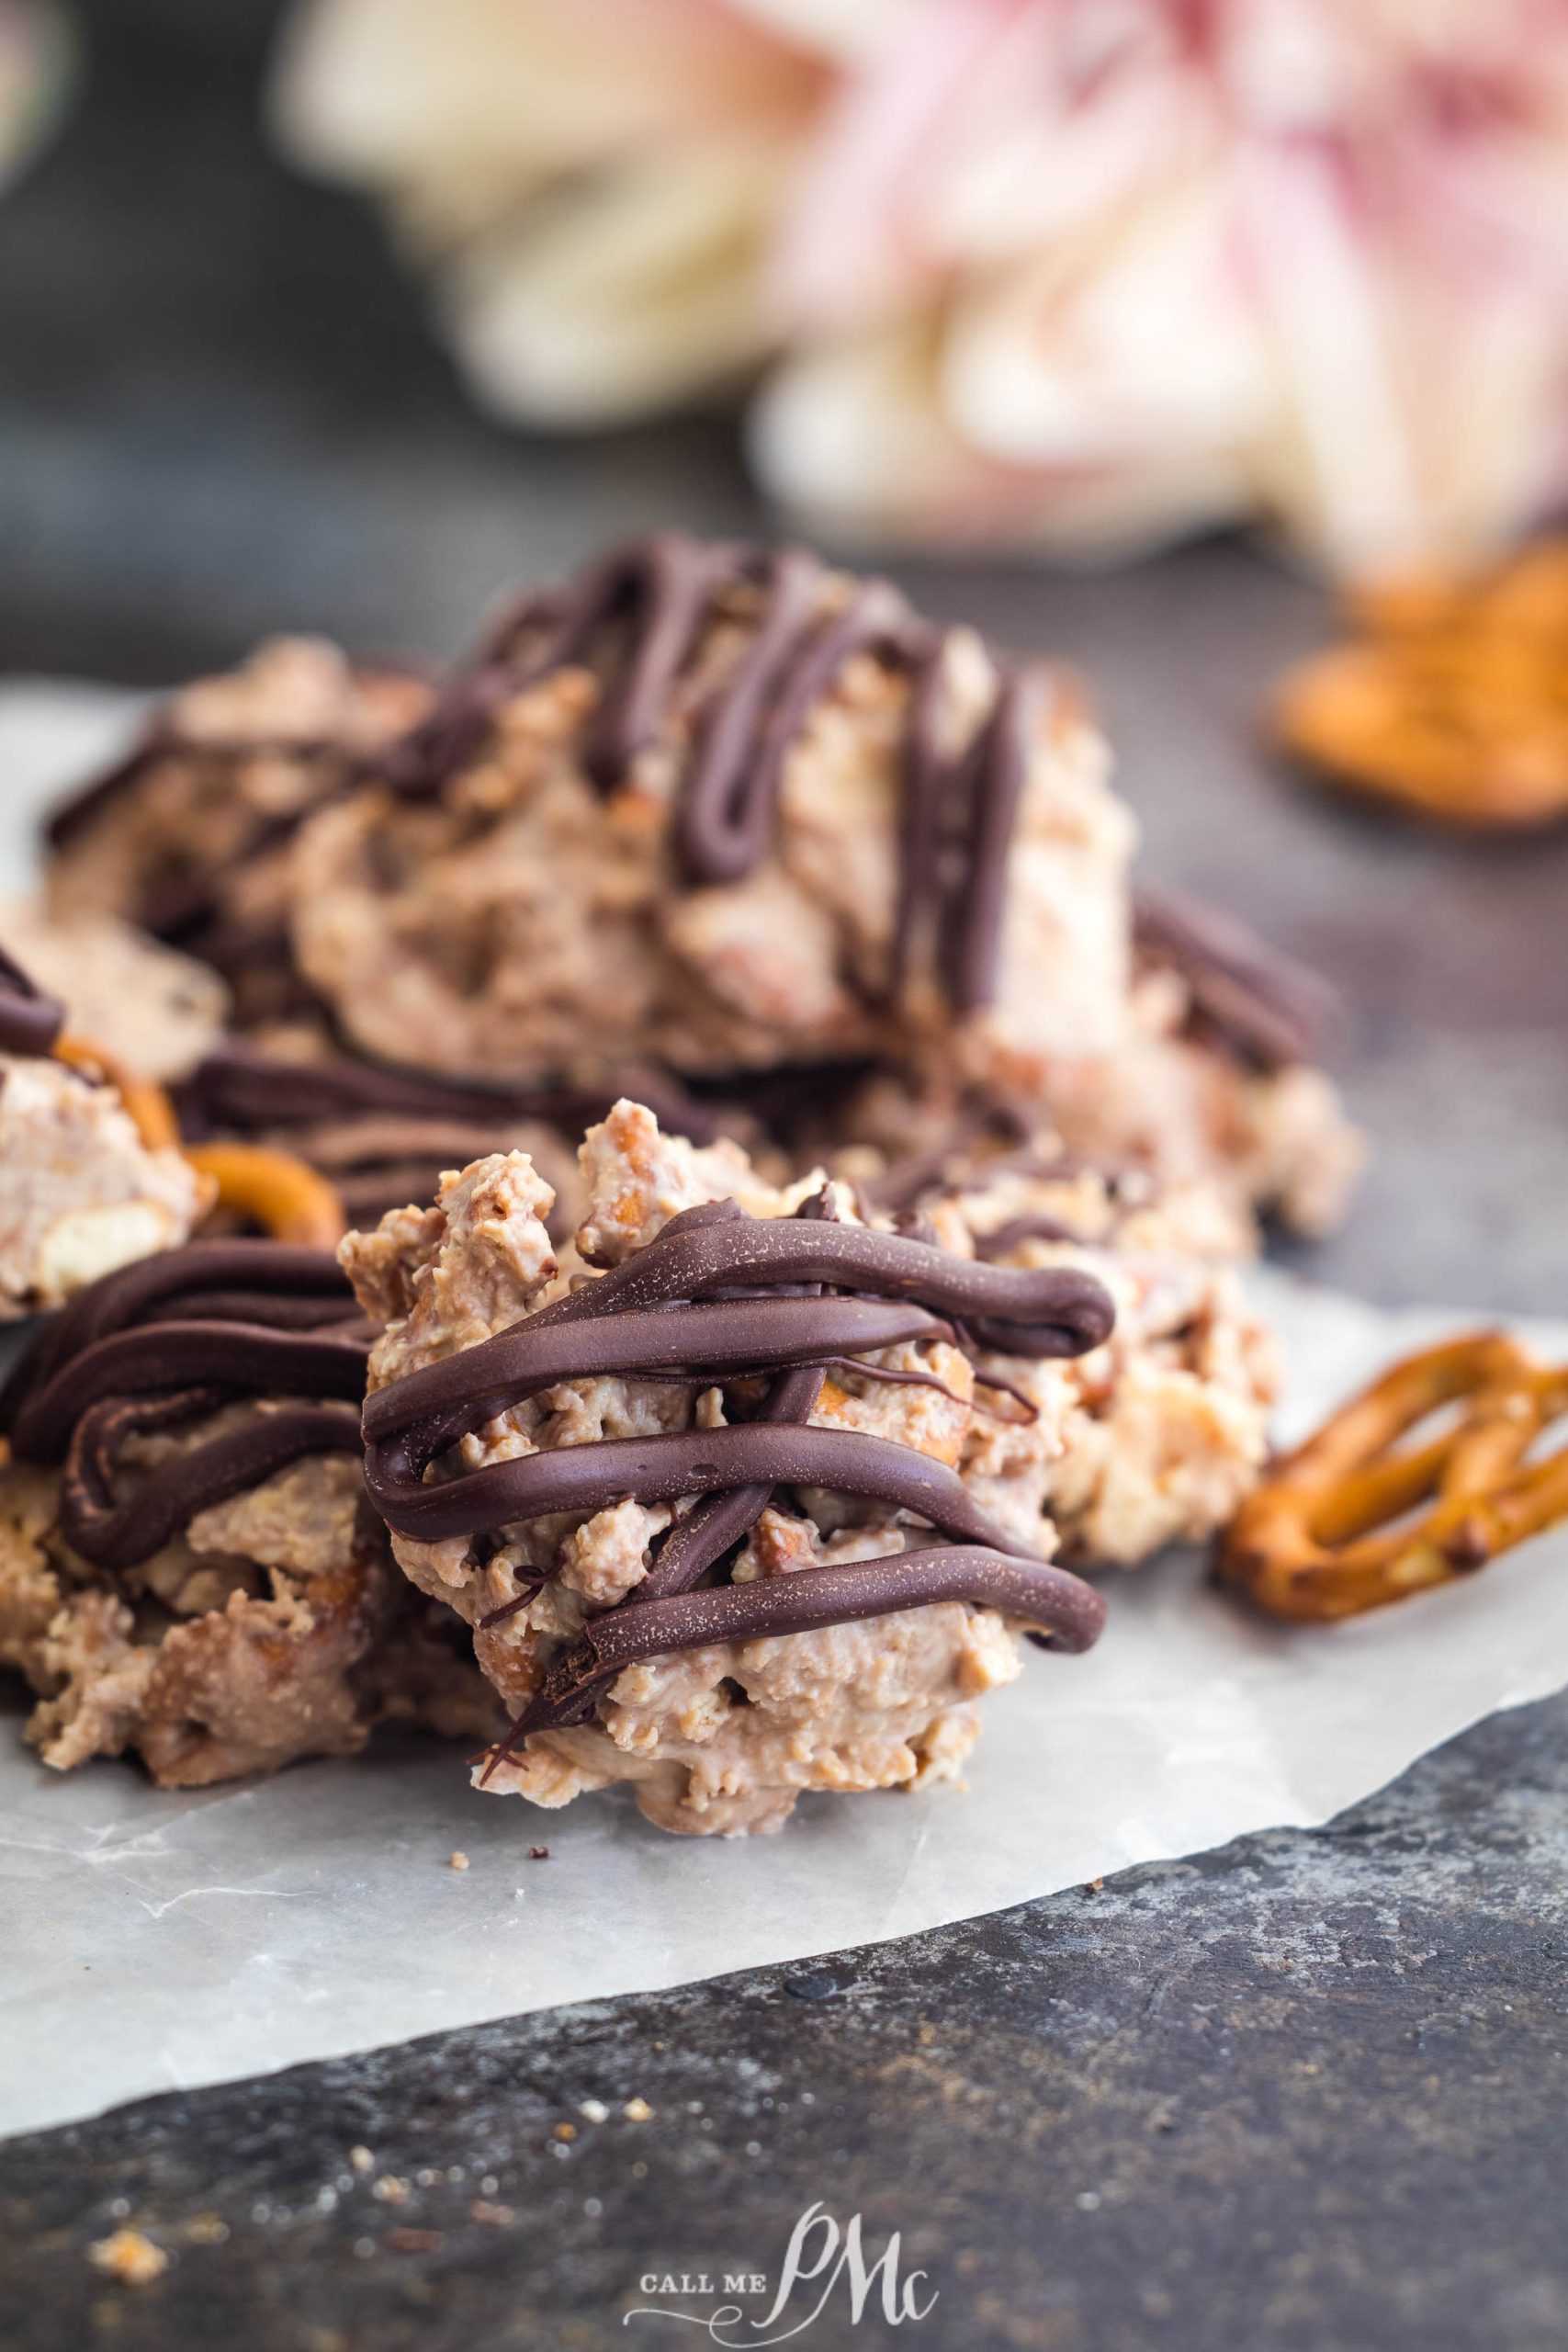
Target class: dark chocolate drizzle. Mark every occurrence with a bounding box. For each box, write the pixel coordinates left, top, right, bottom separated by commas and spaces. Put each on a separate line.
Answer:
0, 942, 65, 1059
0, 1240, 369, 1576
1132, 882, 1339, 1072
361, 1196, 1112, 1760
379, 534, 1056, 1015
175, 1038, 739, 1240
180, 1038, 727, 1153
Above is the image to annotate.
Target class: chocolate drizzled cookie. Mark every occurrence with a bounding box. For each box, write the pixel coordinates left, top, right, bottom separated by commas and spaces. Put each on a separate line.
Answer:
1, 1241, 369, 1576
0, 1239, 499, 1784
382, 532, 1047, 1016
363, 1195, 1113, 1763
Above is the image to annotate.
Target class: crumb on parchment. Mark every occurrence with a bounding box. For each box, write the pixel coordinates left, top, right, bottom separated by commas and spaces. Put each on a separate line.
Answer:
88, 2228, 168, 2285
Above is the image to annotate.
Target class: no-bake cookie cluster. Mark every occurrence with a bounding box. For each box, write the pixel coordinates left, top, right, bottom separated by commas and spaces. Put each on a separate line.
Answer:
0, 533, 1352, 1832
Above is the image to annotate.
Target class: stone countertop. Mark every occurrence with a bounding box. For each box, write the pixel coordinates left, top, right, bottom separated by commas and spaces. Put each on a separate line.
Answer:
1, 5, 1565, 2346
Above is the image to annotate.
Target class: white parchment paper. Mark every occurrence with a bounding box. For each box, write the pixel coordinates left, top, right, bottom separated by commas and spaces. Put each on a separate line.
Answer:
3, 690, 1565, 2143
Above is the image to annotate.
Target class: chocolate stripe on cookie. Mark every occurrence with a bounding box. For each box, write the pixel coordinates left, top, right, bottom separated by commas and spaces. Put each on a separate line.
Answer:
0, 1240, 356, 1439
364, 1199, 1113, 1475
12, 1320, 368, 1464
496, 1548, 1107, 1752
179, 1037, 725, 1147
0, 942, 66, 1059
175, 1041, 731, 1230
62, 1393, 363, 1575
365, 1193, 1111, 1761
1133, 882, 1339, 1072
369, 1419, 1032, 1555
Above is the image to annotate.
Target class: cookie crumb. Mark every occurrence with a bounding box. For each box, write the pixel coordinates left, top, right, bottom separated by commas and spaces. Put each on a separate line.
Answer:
371, 2176, 410, 2205
623, 2098, 654, 2123
470, 2200, 514, 2227
89, 2228, 167, 2286
1085, 1877, 1104, 1894
449, 1850, 470, 1871
553, 2122, 577, 2143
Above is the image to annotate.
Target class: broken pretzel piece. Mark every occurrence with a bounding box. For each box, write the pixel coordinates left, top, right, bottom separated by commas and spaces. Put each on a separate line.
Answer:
51, 1033, 183, 1153
183, 1140, 348, 1248
1217, 1332, 1568, 1622
1272, 537, 1568, 831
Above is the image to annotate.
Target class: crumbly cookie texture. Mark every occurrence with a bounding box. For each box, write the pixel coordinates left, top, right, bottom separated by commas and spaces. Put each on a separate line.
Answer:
286, 539, 1357, 1238
823, 1016, 1362, 1251
590, 1098, 1278, 1566
344, 1102, 1273, 1836
1044, 964, 1364, 1242
0, 898, 229, 1081
0, 1055, 210, 1319
925, 1158, 1279, 1566
0, 1424, 497, 1786
293, 579, 1133, 1091
46, 637, 431, 1020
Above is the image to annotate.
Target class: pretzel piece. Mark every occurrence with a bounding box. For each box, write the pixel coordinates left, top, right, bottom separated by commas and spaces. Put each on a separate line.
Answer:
1217, 1332, 1568, 1622
51, 1033, 182, 1153
1272, 537, 1568, 831
183, 1142, 348, 1248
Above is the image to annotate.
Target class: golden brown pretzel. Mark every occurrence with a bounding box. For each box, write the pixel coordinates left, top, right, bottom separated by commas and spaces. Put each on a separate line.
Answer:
1271, 538, 1568, 831
46, 1035, 347, 1245
182, 1141, 348, 1249
1216, 1332, 1568, 1622
51, 1033, 182, 1152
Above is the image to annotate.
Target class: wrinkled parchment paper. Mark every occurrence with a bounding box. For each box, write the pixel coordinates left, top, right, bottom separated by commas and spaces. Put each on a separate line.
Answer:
4, 689, 1565, 2142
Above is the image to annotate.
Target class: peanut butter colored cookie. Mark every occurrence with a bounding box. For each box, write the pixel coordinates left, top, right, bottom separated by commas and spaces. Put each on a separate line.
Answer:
345, 1100, 1277, 1836
0, 1242, 498, 1784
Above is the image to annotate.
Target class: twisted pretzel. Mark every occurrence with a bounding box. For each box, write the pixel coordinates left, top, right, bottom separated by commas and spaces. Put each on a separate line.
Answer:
182, 1142, 348, 1248
1217, 1333, 1568, 1622
1271, 538, 1568, 831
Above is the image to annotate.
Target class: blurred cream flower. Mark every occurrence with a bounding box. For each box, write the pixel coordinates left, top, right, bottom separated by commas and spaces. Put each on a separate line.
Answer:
0, 0, 71, 196
274, 0, 1568, 573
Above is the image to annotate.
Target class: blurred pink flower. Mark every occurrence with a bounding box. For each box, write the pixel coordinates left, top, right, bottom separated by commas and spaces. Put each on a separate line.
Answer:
275, 0, 1568, 573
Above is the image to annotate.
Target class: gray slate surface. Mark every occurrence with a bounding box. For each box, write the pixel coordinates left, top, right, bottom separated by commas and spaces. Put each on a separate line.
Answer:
0, 5, 1564, 2346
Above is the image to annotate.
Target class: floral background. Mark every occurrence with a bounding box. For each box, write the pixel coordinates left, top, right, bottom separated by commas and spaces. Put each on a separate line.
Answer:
272, 0, 1568, 577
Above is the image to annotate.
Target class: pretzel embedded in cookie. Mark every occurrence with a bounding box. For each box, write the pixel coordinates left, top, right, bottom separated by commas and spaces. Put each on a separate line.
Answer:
51, 1033, 183, 1152
1217, 1332, 1568, 1621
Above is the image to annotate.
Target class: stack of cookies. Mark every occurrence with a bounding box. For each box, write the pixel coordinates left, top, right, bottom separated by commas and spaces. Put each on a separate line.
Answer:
0, 534, 1359, 1835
